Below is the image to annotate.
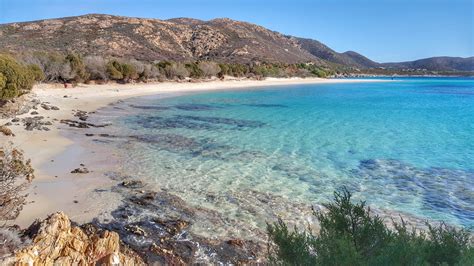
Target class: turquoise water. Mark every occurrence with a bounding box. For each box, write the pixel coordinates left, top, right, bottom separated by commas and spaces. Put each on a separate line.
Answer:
94, 78, 474, 232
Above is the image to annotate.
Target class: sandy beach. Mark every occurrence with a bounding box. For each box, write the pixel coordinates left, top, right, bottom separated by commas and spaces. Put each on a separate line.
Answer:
1, 77, 381, 227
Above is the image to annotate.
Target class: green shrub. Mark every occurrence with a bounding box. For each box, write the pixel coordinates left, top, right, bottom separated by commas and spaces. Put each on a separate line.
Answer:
0, 54, 35, 100
185, 62, 204, 78
106, 60, 124, 80
0, 73, 6, 89
66, 53, 89, 82
27, 64, 45, 82
106, 60, 138, 82
267, 188, 474, 265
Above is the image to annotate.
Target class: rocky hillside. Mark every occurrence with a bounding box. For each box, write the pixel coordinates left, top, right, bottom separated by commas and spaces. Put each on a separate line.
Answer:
296, 37, 379, 68
0, 14, 472, 71
0, 14, 324, 64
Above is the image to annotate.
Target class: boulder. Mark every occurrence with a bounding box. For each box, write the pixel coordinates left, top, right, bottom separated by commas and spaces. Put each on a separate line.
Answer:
13, 212, 144, 265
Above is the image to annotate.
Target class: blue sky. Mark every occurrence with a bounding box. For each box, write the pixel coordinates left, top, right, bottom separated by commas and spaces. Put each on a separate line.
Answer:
0, 0, 472, 62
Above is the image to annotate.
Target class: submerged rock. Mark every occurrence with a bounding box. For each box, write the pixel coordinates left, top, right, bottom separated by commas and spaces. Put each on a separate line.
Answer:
60, 119, 110, 128
11, 212, 144, 265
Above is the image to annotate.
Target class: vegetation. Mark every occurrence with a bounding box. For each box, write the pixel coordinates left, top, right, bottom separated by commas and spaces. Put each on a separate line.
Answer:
0, 144, 34, 223
0, 54, 38, 100
0, 51, 338, 101
267, 188, 474, 265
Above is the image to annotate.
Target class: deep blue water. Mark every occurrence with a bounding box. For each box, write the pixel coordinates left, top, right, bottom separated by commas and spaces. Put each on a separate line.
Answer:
95, 78, 474, 230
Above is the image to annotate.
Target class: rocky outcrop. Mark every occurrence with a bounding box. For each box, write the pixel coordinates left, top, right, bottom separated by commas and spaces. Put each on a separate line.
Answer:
9, 212, 144, 265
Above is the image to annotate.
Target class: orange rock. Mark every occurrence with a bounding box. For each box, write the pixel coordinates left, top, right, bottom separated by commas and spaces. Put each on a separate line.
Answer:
12, 212, 144, 265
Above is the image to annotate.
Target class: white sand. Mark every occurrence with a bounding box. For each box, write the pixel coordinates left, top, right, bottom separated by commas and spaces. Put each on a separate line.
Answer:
0, 77, 383, 227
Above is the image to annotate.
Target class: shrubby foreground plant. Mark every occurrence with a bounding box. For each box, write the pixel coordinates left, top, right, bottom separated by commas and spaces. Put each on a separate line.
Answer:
267, 188, 474, 265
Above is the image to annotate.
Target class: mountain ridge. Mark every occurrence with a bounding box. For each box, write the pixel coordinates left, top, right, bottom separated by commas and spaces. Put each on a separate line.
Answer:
0, 14, 472, 72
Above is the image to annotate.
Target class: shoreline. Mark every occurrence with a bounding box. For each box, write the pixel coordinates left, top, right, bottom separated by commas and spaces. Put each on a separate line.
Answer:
2, 77, 384, 227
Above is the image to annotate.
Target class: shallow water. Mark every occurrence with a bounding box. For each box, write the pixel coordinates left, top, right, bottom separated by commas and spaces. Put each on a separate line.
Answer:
89, 78, 474, 236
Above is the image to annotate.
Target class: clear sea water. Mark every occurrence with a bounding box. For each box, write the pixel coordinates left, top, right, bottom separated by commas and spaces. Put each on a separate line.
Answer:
92, 78, 474, 234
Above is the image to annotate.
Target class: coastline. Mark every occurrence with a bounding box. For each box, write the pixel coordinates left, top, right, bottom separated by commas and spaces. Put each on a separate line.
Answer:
1, 77, 384, 227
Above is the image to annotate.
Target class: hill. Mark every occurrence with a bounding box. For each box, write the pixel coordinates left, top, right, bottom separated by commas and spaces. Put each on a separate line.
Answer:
0, 14, 472, 72
383, 57, 474, 71
0, 14, 323, 64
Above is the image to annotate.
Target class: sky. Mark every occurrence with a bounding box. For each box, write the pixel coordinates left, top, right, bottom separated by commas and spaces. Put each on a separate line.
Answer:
0, 0, 472, 62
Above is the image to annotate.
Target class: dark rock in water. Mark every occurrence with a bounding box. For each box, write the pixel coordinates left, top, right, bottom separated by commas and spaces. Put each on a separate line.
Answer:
352, 158, 474, 224
129, 104, 170, 111
85, 133, 94, 137
71, 167, 89, 174
60, 119, 110, 128
11, 118, 20, 123
95, 182, 265, 264
30, 111, 39, 115
136, 116, 217, 130
176, 115, 266, 128
174, 104, 217, 111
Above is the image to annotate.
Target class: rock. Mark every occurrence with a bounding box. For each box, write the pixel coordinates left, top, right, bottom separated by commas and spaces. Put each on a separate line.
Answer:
30, 111, 39, 115
74, 110, 89, 121
120, 180, 145, 189
11, 118, 20, 123
21, 116, 52, 131
12, 212, 145, 265
125, 225, 147, 237
0, 125, 14, 136
71, 167, 89, 174
40, 103, 51, 110
60, 119, 110, 129
226, 239, 245, 247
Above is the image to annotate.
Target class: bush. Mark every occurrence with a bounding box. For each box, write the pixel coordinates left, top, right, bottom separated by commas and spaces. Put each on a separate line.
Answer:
84, 56, 108, 81
267, 188, 474, 265
0, 144, 34, 222
164, 62, 189, 80
0, 54, 36, 100
198, 61, 221, 78
106, 60, 124, 80
65, 53, 89, 82
24, 52, 73, 82
106, 60, 138, 82
27, 64, 45, 82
